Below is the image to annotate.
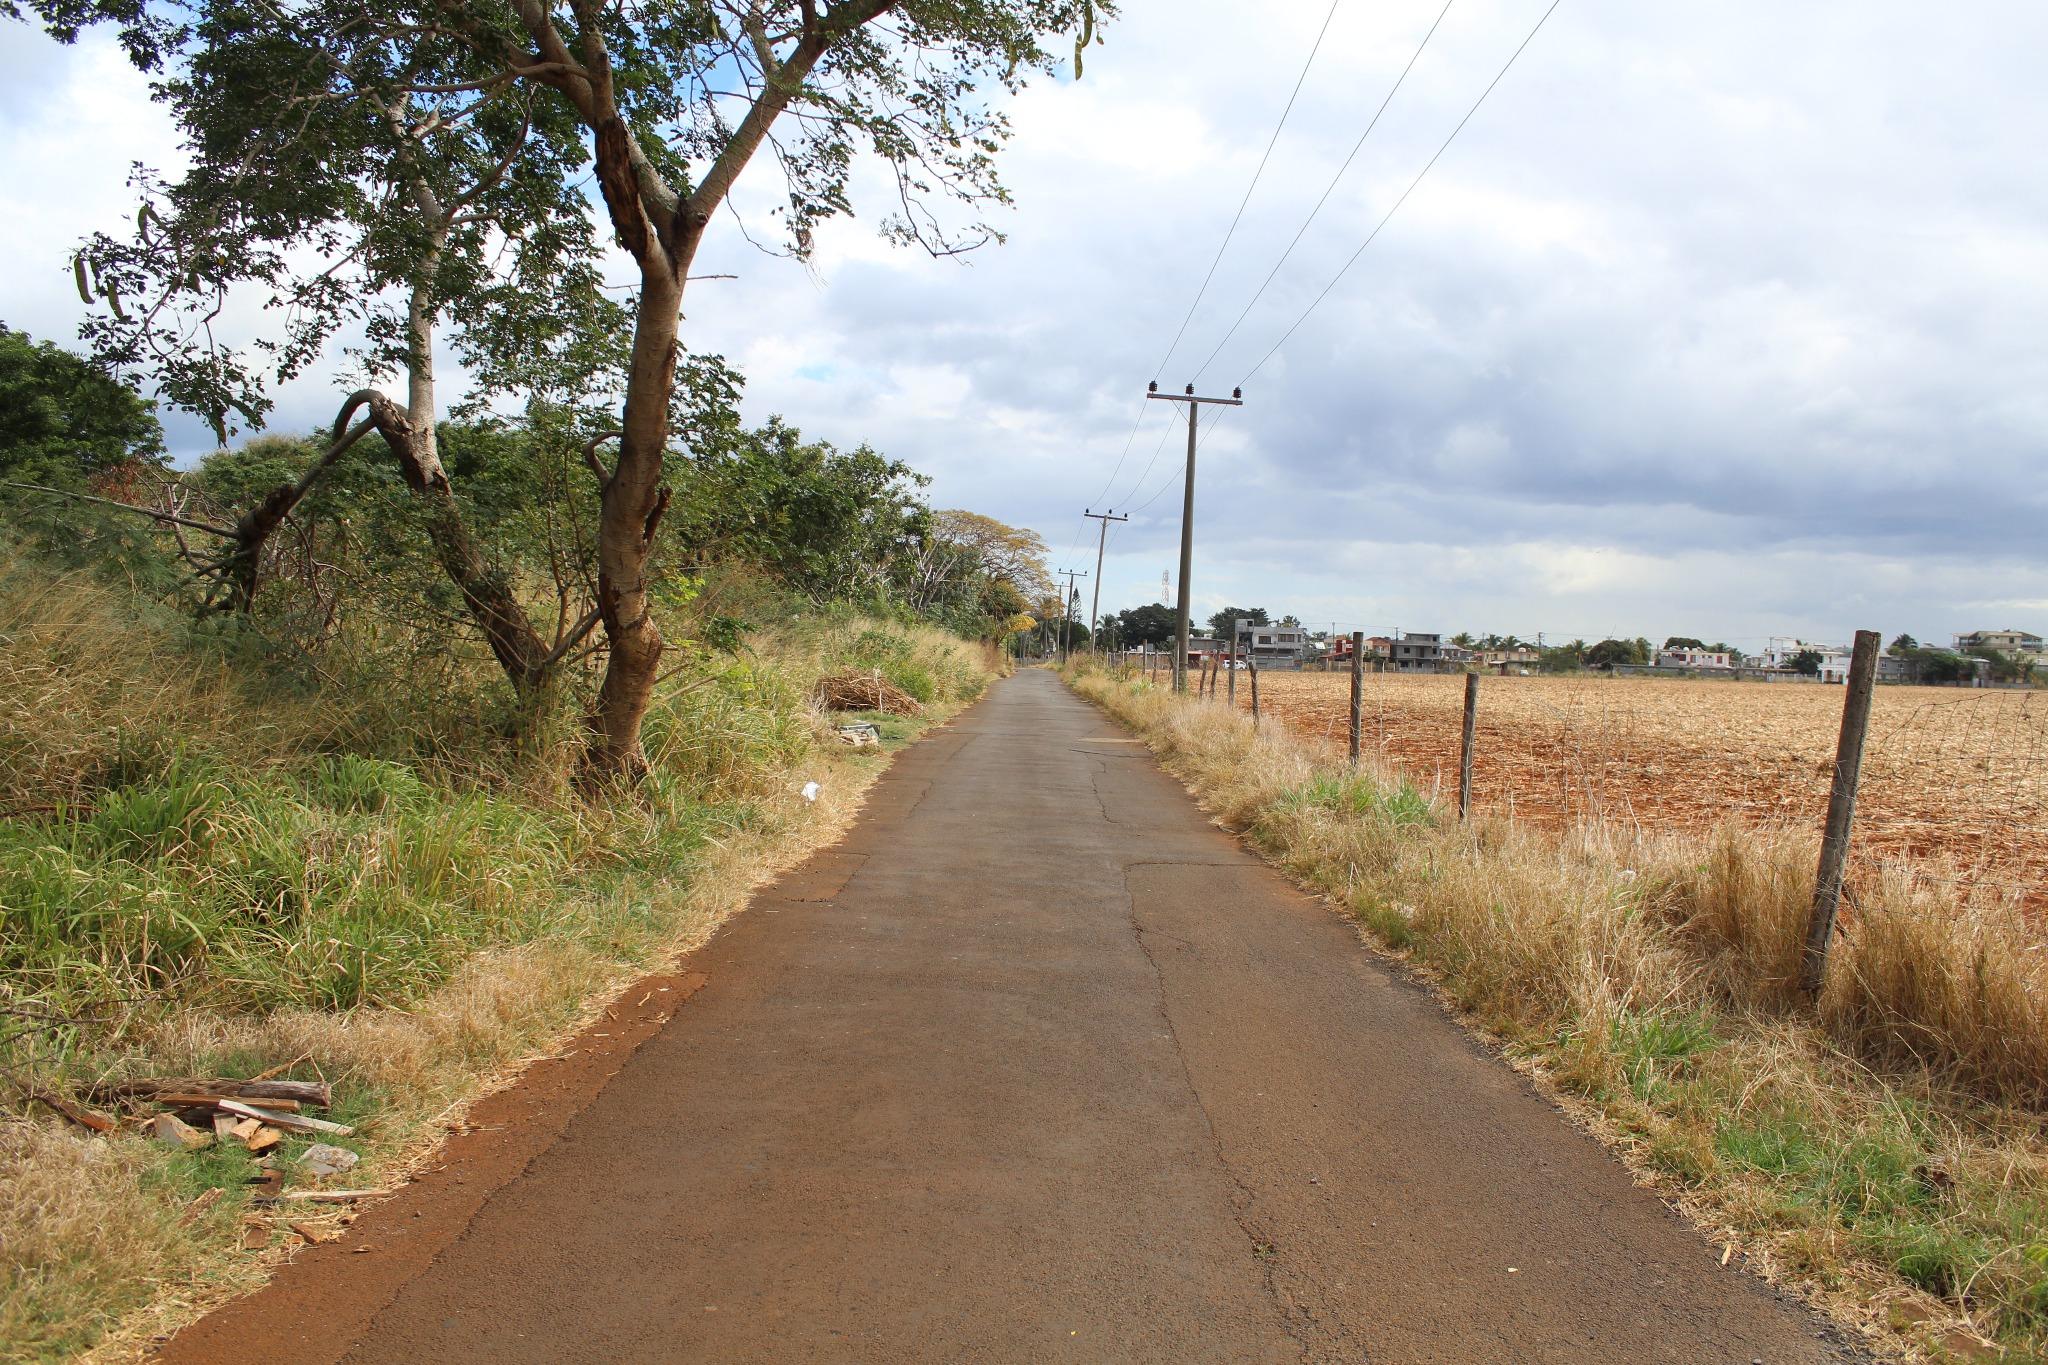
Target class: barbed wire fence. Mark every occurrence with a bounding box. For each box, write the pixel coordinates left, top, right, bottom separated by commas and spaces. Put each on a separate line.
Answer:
1174, 658, 2048, 913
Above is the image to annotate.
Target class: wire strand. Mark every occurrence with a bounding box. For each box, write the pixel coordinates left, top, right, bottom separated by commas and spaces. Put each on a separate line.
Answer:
1239, 0, 1564, 386
1150, 0, 1344, 383
1085, 398, 1155, 509
1130, 407, 1233, 515
1188, 0, 1457, 384
1107, 402, 1180, 509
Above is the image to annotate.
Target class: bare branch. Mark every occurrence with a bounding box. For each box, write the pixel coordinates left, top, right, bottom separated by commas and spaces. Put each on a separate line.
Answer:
1, 481, 236, 539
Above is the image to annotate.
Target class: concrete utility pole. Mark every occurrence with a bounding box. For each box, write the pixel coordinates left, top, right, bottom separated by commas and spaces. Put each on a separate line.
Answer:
1082, 509, 1128, 652
1146, 381, 1245, 693
1056, 567, 1089, 663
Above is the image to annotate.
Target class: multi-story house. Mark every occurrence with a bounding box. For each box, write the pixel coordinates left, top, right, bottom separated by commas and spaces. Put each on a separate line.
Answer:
1954, 629, 2045, 661
1391, 632, 1445, 672
1233, 622, 1310, 666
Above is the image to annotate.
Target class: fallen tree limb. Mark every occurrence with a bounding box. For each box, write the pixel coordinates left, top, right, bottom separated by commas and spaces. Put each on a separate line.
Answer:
89, 1078, 332, 1108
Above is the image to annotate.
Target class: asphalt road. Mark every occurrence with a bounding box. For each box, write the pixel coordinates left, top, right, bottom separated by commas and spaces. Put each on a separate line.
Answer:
159, 669, 1862, 1363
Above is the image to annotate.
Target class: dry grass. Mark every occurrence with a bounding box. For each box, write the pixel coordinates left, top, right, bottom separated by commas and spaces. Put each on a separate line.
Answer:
1070, 664, 2048, 1361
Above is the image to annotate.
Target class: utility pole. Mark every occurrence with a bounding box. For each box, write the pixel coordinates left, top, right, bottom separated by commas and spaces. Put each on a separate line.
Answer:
1146, 381, 1245, 693
1082, 508, 1128, 653
1056, 567, 1089, 663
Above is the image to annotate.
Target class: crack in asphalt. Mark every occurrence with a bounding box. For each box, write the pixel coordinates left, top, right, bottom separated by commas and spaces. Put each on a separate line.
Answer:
1121, 862, 1362, 1364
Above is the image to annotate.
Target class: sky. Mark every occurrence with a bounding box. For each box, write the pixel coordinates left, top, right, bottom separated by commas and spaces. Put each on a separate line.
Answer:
2, 1, 2045, 652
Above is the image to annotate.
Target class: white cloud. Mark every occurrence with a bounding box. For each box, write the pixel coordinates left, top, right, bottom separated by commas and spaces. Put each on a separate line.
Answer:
4, 0, 2046, 646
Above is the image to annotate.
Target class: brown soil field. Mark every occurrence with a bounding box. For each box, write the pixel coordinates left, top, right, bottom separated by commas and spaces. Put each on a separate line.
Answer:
1230, 670, 2048, 906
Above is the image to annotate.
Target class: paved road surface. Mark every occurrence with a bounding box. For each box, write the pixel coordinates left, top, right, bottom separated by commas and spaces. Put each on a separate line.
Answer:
160, 670, 1860, 1363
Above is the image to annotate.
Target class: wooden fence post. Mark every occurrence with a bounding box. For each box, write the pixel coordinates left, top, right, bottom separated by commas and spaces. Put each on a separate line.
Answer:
1800, 629, 1880, 996
1249, 660, 1261, 729
1458, 671, 1479, 820
1229, 620, 1241, 706
1348, 631, 1364, 765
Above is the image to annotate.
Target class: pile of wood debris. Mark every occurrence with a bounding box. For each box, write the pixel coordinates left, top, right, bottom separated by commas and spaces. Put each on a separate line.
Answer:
30, 1069, 390, 1253
815, 670, 923, 716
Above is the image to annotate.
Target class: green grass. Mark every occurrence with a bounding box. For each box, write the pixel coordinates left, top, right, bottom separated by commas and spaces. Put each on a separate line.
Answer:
1274, 772, 1435, 827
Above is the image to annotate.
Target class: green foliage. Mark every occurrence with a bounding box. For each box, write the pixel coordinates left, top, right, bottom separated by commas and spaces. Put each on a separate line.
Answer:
1276, 773, 1435, 828
665, 416, 1033, 641
1537, 638, 1589, 672
1585, 637, 1649, 669
673, 417, 926, 604
1207, 605, 1269, 636
1966, 646, 2037, 684
1113, 603, 1178, 647
1610, 1009, 1721, 1105
1787, 648, 1824, 676
0, 325, 164, 489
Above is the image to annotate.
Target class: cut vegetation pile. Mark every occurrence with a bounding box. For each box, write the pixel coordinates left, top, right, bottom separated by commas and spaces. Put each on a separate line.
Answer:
816, 671, 925, 716
0, 559, 996, 1360
1068, 662, 2048, 1363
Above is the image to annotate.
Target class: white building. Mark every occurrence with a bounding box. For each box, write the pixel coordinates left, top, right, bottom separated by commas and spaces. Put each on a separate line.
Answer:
1655, 647, 1733, 670
1747, 638, 1855, 682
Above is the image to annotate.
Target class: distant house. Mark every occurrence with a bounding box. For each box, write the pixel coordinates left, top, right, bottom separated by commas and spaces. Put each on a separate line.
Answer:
1747, 638, 1852, 681
1954, 629, 2046, 661
1325, 633, 1388, 666
1884, 651, 1992, 686
1391, 632, 1445, 673
1478, 648, 1538, 670
1655, 647, 1733, 670
1233, 622, 1310, 666
1440, 644, 1476, 666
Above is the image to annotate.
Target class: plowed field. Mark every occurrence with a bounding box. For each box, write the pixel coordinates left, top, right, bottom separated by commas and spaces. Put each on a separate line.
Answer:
1235, 670, 2048, 904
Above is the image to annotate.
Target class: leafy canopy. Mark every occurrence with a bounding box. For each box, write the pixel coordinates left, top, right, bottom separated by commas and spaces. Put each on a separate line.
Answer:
17, 0, 1112, 441
0, 325, 164, 488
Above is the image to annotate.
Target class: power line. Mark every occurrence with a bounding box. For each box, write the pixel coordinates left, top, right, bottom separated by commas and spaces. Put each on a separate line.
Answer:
1128, 407, 1234, 515
1150, 0, 1344, 383
1188, 0, 1457, 384
1106, 405, 1180, 509
1090, 3, 1341, 512
1238, 0, 1564, 386
1085, 400, 1156, 509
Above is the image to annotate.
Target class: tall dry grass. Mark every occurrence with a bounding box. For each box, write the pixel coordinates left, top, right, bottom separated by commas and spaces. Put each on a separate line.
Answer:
1069, 664, 2048, 1359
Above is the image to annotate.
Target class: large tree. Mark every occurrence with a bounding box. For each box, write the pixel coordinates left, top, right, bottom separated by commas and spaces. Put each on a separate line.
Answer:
1114, 602, 1176, 647
23, 0, 1111, 775
0, 325, 164, 489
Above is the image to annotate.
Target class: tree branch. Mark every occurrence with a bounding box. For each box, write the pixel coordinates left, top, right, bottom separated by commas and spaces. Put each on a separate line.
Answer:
1, 481, 235, 539
582, 429, 623, 486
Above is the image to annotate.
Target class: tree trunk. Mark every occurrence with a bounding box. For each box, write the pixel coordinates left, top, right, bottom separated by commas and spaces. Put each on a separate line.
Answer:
576, 28, 833, 778
393, 278, 554, 693
583, 250, 683, 779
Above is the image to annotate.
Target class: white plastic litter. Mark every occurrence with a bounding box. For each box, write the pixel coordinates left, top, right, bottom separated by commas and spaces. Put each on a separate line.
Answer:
800, 781, 821, 802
